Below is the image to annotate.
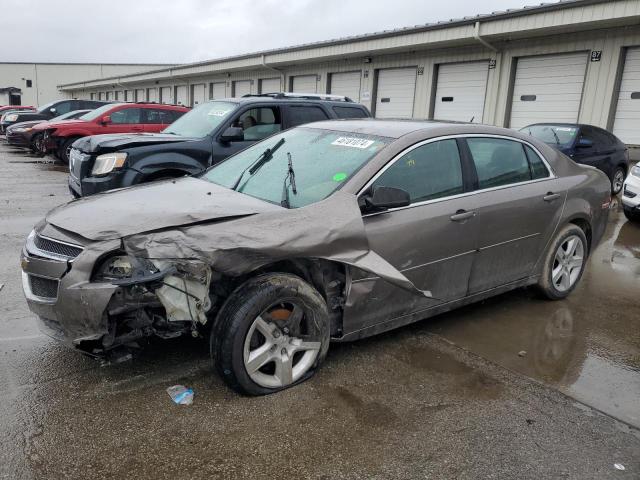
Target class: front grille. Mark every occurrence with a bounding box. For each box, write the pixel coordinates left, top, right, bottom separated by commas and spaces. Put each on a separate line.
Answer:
623, 186, 637, 199
34, 234, 83, 259
29, 275, 59, 299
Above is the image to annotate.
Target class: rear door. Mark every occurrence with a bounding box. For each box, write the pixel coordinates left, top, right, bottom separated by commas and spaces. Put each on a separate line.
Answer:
463, 136, 565, 293
345, 138, 477, 331
572, 126, 606, 172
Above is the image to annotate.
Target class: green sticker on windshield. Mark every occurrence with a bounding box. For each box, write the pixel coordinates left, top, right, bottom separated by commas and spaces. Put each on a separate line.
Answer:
333, 172, 347, 182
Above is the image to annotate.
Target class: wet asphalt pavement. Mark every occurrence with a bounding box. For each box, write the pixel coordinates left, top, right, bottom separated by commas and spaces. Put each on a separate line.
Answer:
0, 142, 638, 479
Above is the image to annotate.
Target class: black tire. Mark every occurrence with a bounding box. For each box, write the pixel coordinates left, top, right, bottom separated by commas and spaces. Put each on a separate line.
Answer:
212, 273, 330, 396
30, 132, 43, 154
623, 207, 640, 223
57, 137, 80, 165
611, 166, 625, 195
537, 224, 588, 300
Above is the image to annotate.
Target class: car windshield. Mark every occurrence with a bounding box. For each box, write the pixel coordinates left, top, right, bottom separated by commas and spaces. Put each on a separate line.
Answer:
79, 104, 123, 121
202, 127, 391, 208
163, 101, 236, 137
36, 101, 56, 114
520, 125, 578, 147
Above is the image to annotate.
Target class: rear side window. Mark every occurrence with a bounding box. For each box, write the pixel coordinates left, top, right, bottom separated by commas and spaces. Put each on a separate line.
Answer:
524, 145, 550, 179
371, 139, 463, 203
144, 109, 180, 124
110, 108, 142, 124
467, 138, 533, 189
287, 105, 329, 127
332, 106, 368, 119
230, 107, 282, 141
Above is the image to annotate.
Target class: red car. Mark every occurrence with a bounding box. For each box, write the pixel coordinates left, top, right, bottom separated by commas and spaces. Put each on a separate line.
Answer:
37, 102, 190, 163
0, 105, 35, 113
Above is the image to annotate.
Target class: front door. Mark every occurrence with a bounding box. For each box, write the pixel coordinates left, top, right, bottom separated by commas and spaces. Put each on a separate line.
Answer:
344, 138, 479, 333
463, 136, 566, 293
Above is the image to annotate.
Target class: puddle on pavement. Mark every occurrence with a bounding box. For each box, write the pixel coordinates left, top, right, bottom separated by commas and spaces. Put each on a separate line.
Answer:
428, 206, 640, 428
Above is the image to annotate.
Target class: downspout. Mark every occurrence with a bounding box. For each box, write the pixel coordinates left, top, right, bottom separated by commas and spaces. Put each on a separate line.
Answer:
473, 21, 498, 52
261, 54, 286, 92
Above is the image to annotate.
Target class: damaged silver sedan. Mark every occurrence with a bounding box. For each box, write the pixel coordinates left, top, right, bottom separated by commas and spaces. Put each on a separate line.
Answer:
21, 120, 612, 395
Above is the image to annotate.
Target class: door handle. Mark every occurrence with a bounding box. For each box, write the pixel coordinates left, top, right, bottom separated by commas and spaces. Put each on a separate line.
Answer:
450, 209, 476, 222
543, 192, 561, 202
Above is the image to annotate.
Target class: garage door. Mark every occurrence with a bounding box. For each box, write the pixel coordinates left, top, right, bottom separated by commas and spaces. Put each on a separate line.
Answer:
160, 87, 172, 104
125, 90, 134, 102
374, 68, 417, 119
329, 71, 361, 102
115, 91, 123, 101
291, 75, 318, 93
259, 78, 281, 94
210, 82, 226, 99
191, 83, 206, 106
135, 89, 146, 102
433, 61, 488, 123
147, 88, 158, 102
233, 80, 251, 97
175, 86, 188, 106
105, 92, 113, 101
613, 47, 640, 145
509, 52, 588, 129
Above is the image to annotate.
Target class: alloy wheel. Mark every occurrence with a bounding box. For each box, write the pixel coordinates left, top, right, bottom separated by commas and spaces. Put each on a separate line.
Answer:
243, 301, 321, 389
612, 169, 625, 194
551, 235, 584, 292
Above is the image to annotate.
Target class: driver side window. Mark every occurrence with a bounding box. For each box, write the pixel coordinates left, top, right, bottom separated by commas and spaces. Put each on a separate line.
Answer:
371, 139, 464, 204
231, 107, 281, 141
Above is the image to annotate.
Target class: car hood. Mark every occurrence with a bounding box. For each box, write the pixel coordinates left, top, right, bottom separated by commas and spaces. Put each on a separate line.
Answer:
7, 120, 42, 130
46, 177, 281, 241
35, 119, 86, 131
74, 132, 197, 154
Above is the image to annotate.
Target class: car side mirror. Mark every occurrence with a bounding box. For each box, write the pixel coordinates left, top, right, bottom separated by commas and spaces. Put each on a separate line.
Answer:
101, 115, 111, 125
576, 137, 593, 148
220, 126, 244, 143
365, 186, 410, 211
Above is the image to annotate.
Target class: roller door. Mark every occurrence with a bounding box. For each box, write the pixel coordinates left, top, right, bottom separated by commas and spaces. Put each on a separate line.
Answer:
135, 89, 145, 102
329, 71, 361, 102
259, 78, 281, 94
433, 61, 488, 123
509, 52, 588, 129
291, 75, 318, 93
374, 68, 416, 119
160, 87, 172, 104
233, 80, 251, 97
210, 82, 226, 99
175, 85, 188, 106
191, 83, 206, 105
613, 47, 640, 145
147, 88, 158, 102
125, 90, 134, 102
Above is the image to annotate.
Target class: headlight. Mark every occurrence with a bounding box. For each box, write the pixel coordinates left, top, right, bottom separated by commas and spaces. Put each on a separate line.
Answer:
631, 165, 640, 178
93, 254, 158, 282
14, 127, 31, 133
91, 152, 127, 176
5, 114, 18, 122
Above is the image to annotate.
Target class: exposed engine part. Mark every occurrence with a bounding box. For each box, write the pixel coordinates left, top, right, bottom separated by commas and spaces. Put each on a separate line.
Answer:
153, 260, 212, 323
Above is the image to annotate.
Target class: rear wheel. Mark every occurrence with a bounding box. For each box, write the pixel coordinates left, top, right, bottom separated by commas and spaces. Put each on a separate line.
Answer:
212, 273, 330, 396
623, 207, 640, 223
58, 137, 80, 165
537, 224, 588, 300
611, 166, 625, 195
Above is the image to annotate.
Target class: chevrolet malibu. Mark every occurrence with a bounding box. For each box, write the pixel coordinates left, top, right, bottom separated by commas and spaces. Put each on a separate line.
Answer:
21, 120, 611, 395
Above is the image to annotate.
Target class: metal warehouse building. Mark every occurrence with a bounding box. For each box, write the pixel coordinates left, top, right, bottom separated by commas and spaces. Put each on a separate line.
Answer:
59, 0, 640, 147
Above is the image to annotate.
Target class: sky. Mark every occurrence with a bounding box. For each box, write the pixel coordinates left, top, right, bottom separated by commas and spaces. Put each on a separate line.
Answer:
2, 0, 544, 64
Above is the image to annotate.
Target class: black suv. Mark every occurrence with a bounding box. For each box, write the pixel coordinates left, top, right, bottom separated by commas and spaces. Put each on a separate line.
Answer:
68, 94, 371, 197
0, 99, 108, 133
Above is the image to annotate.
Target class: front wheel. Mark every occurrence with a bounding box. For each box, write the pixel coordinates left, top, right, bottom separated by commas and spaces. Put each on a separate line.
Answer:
623, 207, 640, 223
212, 273, 330, 396
611, 167, 625, 195
58, 137, 79, 165
30, 132, 44, 154
537, 224, 588, 300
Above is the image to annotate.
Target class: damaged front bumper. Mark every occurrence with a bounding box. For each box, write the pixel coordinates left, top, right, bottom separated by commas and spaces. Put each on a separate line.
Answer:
21, 226, 211, 354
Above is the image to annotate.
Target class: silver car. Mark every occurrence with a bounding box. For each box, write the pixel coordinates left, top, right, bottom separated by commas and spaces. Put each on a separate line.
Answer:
21, 120, 611, 395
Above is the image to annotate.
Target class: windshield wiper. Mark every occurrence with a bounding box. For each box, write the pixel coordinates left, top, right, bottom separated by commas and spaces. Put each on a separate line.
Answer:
280, 152, 297, 209
550, 129, 561, 145
231, 137, 286, 191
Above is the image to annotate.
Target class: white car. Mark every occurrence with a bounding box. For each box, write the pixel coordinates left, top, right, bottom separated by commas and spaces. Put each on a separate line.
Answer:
622, 163, 640, 222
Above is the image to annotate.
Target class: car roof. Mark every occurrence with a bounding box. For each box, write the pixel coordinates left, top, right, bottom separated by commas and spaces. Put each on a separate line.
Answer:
212, 96, 366, 107
303, 119, 520, 139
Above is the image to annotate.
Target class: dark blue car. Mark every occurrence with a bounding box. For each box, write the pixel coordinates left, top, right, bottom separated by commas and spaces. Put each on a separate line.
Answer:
520, 123, 630, 194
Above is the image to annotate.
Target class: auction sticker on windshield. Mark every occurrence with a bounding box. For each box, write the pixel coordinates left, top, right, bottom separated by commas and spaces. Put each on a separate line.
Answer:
331, 137, 375, 149
208, 110, 229, 117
